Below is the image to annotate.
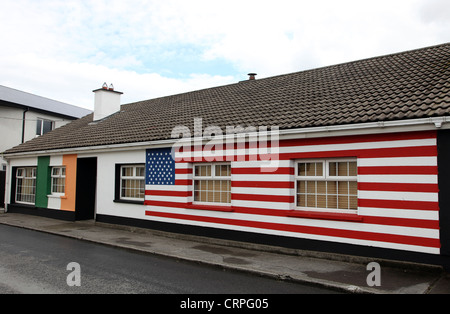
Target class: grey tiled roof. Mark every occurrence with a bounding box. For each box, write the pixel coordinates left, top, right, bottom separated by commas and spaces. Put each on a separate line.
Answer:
0, 85, 92, 118
3, 43, 450, 155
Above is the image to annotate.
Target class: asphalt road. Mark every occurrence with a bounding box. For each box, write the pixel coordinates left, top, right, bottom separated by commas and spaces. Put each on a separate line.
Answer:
0, 224, 338, 295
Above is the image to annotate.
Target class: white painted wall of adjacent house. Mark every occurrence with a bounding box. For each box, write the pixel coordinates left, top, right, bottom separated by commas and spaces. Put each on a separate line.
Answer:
0, 106, 74, 168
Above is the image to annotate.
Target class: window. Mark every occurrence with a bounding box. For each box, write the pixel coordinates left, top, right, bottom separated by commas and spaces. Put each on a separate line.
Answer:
296, 159, 357, 212
193, 163, 231, 204
16, 167, 36, 204
51, 167, 66, 194
36, 118, 54, 136
120, 165, 145, 201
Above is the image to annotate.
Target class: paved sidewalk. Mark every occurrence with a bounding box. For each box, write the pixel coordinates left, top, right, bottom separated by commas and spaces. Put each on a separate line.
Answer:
0, 212, 449, 294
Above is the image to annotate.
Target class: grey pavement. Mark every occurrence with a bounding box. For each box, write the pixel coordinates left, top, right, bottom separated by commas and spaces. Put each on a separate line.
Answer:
0, 212, 449, 294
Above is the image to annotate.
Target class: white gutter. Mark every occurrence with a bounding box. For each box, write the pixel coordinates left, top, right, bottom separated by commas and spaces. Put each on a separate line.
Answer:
2, 116, 450, 159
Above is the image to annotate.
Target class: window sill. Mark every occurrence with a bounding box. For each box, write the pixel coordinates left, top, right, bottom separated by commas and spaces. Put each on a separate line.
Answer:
47, 194, 66, 199
186, 203, 234, 212
287, 210, 363, 222
114, 199, 144, 205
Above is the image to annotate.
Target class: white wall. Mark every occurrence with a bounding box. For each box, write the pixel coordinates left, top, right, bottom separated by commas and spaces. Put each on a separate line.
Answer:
92, 149, 146, 220
0, 105, 74, 168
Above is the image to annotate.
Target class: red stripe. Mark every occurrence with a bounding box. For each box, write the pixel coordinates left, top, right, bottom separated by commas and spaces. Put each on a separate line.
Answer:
359, 182, 439, 193
279, 130, 437, 148
145, 190, 192, 197
177, 131, 436, 151
144, 201, 438, 229
176, 168, 192, 174
359, 199, 439, 211
175, 179, 192, 185
281, 146, 437, 161
145, 210, 440, 248
358, 166, 438, 175
362, 216, 439, 229
232, 193, 294, 203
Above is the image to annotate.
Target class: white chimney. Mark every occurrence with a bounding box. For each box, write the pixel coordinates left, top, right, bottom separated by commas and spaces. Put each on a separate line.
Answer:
93, 83, 123, 121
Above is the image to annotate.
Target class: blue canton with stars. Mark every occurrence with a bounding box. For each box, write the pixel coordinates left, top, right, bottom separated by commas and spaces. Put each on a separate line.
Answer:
146, 148, 175, 185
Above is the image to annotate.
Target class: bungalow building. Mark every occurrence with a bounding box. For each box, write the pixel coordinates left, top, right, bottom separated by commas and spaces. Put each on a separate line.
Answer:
2, 43, 450, 268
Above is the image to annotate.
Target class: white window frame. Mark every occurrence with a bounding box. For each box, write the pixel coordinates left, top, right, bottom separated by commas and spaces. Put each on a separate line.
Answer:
120, 164, 145, 201
295, 158, 358, 214
51, 166, 66, 195
36, 118, 54, 136
193, 162, 231, 206
15, 167, 37, 205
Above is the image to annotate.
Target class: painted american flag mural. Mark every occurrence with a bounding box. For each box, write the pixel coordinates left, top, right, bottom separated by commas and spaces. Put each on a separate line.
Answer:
145, 130, 440, 255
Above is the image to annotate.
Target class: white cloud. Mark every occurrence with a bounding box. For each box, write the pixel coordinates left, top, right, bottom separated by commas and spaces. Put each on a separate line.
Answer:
0, 0, 448, 109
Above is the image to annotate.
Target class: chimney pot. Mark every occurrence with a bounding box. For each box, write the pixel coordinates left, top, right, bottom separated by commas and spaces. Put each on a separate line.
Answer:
93, 83, 123, 121
248, 73, 257, 80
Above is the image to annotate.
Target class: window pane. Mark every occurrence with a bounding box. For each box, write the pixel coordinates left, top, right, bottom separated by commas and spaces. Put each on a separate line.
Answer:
216, 164, 231, 177
349, 196, 358, 210
136, 167, 145, 177
348, 162, 357, 176
327, 181, 337, 194
329, 162, 337, 176
25, 168, 34, 178
317, 194, 327, 208
338, 195, 349, 209
338, 181, 348, 195
307, 194, 316, 207
36, 119, 42, 135
317, 181, 326, 194
122, 167, 132, 177
306, 181, 315, 194
327, 194, 337, 208
316, 163, 323, 176
297, 194, 305, 207
338, 162, 348, 176
298, 163, 306, 176
306, 163, 316, 176
42, 120, 53, 134
297, 181, 306, 193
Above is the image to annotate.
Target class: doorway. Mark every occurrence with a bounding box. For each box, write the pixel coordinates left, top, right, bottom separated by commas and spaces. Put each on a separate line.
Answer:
75, 158, 97, 220
0, 170, 5, 208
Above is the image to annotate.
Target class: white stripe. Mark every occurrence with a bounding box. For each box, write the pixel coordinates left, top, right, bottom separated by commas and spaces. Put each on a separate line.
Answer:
232, 187, 293, 196
232, 200, 292, 210
358, 157, 437, 167
232, 174, 293, 182
232, 160, 292, 168
358, 190, 438, 202
146, 195, 191, 203
358, 174, 438, 184
175, 163, 191, 169
175, 173, 191, 180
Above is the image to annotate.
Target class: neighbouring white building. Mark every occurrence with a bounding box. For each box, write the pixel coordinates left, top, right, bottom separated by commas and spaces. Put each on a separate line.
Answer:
0, 85, 91, 207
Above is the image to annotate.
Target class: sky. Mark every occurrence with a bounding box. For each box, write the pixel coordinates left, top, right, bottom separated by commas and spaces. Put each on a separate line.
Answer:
0, 0, 449, 110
